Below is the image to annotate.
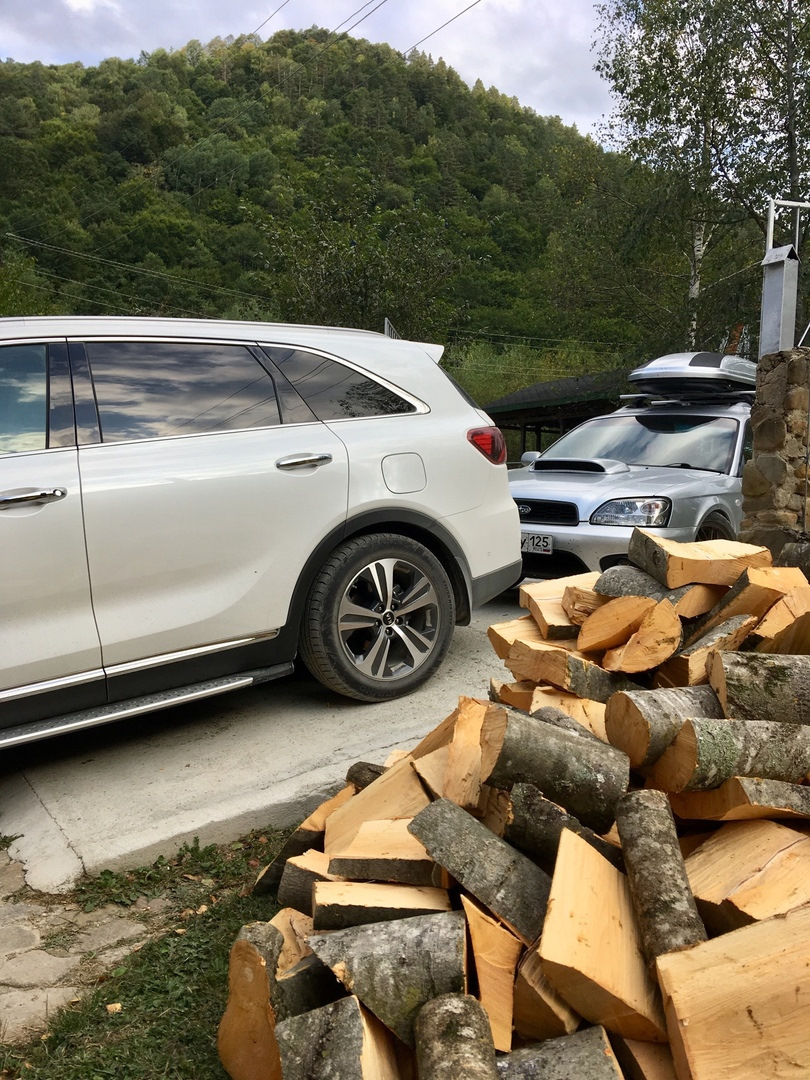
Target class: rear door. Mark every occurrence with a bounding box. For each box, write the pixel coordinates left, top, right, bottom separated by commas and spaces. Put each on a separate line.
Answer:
75, 338, 349, 674
0, 341, 104, 719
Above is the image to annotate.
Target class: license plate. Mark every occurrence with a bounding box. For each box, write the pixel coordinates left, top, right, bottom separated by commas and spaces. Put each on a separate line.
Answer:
521, 533, 554, 555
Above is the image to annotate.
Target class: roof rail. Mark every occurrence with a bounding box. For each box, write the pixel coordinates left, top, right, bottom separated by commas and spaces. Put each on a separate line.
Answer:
619, 390, 756, 407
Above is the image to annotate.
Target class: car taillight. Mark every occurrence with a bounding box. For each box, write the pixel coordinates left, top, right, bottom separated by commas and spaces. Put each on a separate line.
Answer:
467, 426, 507, 465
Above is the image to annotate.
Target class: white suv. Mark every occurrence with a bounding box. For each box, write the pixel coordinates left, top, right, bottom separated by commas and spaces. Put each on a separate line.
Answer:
0, 317, 520, 747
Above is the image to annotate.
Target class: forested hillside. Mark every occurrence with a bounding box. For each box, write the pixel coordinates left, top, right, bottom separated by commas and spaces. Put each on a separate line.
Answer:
0, 27, 765, 399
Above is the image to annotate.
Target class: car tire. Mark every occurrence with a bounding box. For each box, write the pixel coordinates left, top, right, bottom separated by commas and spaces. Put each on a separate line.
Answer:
695, 511, 736, 542
299, 533, 456, 702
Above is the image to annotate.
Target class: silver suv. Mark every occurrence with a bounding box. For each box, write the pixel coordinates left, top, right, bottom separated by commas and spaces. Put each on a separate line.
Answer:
0, 316, 520, 747
509, 352, 754, 578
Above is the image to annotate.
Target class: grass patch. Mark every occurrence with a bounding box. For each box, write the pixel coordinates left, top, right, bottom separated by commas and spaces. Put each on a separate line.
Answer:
0, 829, 284, 1079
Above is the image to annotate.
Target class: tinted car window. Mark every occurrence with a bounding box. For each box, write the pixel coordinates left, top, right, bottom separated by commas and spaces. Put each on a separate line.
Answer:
262, 346, 415, 421
0, 344, 47, 454
86, 342, 281, 443
544, 414, 739, 474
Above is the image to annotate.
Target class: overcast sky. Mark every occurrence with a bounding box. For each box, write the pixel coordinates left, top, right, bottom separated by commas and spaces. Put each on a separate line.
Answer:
0, 0, 615, 136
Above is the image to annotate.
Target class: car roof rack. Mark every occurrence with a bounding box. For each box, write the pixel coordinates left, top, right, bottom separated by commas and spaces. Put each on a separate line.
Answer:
618, 389, 756, 407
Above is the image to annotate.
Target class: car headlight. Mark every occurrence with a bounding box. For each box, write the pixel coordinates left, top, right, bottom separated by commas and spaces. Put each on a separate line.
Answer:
591, 497, 671, 527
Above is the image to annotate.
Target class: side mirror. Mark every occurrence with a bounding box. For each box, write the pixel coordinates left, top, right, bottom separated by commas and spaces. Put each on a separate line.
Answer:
520, 451, 542, 466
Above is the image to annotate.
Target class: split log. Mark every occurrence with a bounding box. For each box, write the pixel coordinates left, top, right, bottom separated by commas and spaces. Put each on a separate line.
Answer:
655, 614, 757, 687
601, 599, 682, 673
611, 1038, 678, 1080
311, 881, 450, 931
323, 754, 431, 855
272, 954, 345, 1022
561, 584, 611, 624
646, 717, 810, 792
627, 528, 772, 588
615, 790, 706, 968
594, 565, 725, 618
307, 910, 467, 1047
656, 904, 810, 1080
519, 572, 600, 608
493, 682, 608, 741
538, 829, 667, 1042
604, 685, 724, 770
504, 783, 624, 873
683, 564, 807, 644
345, 761, 386, 790
217, 923, 283, 1080
669, 776, 810, 822
755, 609, 810, 654
276, 849, 342, 917
524, 594, 579, 640
460, 896, 523, 1052
408, 798, 551, 945
576, 595, 657, 653
327, 818, 449, 887
708, 650, 810, 724
505, 638, 641, 702
496, 1026, 624, 1078
484, 708, 630, 834
750, 583, 810, 644
443, 696, 505, 810
275, 995, 400, 1080
488, 614, 548, 659
684, 819, 810, 933
414, 994, 498, 1080
512, 946, 581, 1042
253, 785, 355, 894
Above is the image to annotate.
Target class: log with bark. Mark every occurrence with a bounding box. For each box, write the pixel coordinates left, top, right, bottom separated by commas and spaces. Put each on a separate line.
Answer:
407, 798, 551, 945
576, 595, 657, 653
488, 614, 549, 659
683, 564, 807, 645
327, 817, 449, 887
483, 707, 630, 834
647, 717, 810, 792
414, 994, 499, 1080
594, 564, 727, 620
504, 783, 624, 873
669, 776, 810, 822
311, 881, 451, 931
561, 584, 610, 624
626, 528, 772, 588
307, 910, 467, 1047
490, 680, 608, 741
654, 614, 757, 687
217, 923, 284, 1080
615, 790, 707, 968
708, 650, 810, 724
754, 608, 810, 654
604, 685, 724, 770
505, 638, 642, 702
496, 1026, 624, 1079
276, 849, 342, 917
523, 594, 579, 640
275, 995, 401, 1080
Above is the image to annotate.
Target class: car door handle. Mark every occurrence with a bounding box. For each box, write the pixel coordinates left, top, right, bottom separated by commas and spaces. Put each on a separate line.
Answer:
275, 453, 333, 471
0, 487, 68, 510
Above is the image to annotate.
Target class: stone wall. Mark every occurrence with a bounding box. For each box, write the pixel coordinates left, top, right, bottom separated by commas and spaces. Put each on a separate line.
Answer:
739, 346, 810, 557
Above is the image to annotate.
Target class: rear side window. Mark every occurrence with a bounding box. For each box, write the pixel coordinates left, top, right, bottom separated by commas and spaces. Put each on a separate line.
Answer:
262, 346, 415, 421
86, 341, 281, 443
0, 344, 47, 454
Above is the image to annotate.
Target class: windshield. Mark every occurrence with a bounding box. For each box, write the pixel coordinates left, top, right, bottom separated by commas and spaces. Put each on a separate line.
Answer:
543, 414, 739, 474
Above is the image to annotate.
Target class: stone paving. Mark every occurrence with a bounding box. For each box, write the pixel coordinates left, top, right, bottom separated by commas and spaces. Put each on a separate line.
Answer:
0, 850, 171, 1045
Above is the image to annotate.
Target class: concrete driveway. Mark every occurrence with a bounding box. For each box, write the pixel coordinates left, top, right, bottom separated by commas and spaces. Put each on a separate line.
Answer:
0, 590, 523, 894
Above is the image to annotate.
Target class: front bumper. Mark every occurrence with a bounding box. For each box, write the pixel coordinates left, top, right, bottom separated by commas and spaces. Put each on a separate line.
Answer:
519, 523, 699, 574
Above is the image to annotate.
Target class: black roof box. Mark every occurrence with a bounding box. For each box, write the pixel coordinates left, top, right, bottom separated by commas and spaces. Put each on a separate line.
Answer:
628, 352, 757, 396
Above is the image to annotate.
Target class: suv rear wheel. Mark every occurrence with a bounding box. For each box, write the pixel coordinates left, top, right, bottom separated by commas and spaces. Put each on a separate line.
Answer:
299, 534, 456, 701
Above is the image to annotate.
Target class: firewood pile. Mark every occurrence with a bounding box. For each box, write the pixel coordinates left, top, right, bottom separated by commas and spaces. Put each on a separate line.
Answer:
218, 528, 810, 1080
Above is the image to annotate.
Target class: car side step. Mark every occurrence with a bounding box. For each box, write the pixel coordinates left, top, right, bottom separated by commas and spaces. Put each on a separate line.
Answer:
0, 663, 294, 750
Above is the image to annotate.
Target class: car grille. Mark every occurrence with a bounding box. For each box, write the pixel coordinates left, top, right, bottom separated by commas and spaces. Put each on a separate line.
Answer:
514, 500, 579, 526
